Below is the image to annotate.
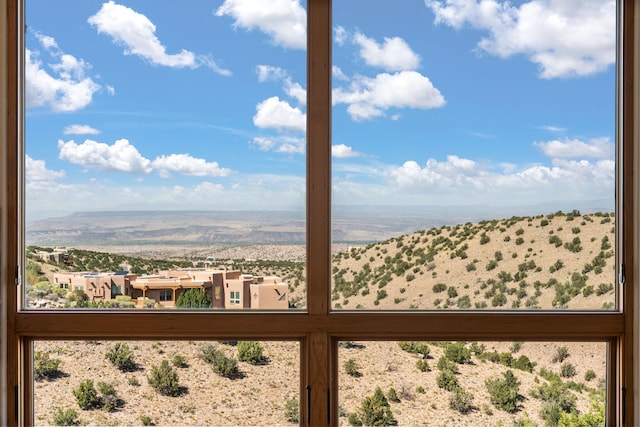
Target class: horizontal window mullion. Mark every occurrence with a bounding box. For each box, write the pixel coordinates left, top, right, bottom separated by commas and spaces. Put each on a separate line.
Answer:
16, 312, 623, 340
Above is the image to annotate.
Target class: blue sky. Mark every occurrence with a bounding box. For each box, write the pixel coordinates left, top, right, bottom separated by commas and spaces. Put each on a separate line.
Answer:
25, 0, 616, 222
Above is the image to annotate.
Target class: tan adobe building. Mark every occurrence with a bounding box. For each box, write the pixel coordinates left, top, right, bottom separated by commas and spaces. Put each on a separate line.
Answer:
53, 271, 134, 301
54, 268, 289, 309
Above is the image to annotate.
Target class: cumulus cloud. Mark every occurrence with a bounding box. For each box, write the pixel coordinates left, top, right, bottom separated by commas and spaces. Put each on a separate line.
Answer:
333, 66, 348, 81
63, 124, 101, 135
426, 0, 616, 78
332, 144, 361, 158
380, 152, 614, 207
58, 138, 153, 173
252, 136, 305, 154
89, 1, 231, 75
25, 155, 65, 183
334, 71, 446, 121
257, 65, 288, 82
151, 154, 232, 178
215, 0, 306, 50
541, 125, 567, 132
534, 137, 614, 159
334, 26, 348, 46
253, 96, 306, 132
256, 65, 306, 105
353, 32, 421, 71
25, 35, 102, 112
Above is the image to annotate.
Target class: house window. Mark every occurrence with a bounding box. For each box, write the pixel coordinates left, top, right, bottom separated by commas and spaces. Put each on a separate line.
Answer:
112, 285, 122, 296
159, 290, 172, 302
229, 291, 241, 305
3, 1, 636, 426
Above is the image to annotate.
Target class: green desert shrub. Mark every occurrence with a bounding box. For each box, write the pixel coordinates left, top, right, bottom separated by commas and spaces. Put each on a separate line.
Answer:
51, 408, 80, 426
584, 369, 597, 381
344, 358, 361, 377
416, 359, 430, 372
437, 356, 458, 373
560, 363, 577, 378
73, 379, 101, 410
147, 360, 181, 396
172, 354, 188, 368
140, 415, 154, 426
350, 387, 397, 427
485, 370, 520, 413
444, 342, 471, 364
398, 341, 430, 358
552, 346, 570, 363
450, 388, 474, 414
97, 381, 123, 412
437, 369, 459, 391
237, 341, 265, 365
201, 344, 239, 378
34, 351, 62, 380
387, 388, 400, 403
105, 342, 136, 372
432, 283, 447, 293
284, 397, 299, 423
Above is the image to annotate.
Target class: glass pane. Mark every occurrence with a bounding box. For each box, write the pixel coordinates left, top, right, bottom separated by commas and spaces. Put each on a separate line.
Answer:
338, 341, 606, 426
24, 0, 307, 310
331, 0, 617, 310
34, 340, 300, 426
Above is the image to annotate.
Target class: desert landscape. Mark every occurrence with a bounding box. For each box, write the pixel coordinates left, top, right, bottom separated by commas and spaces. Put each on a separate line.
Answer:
27, 210, 613, 426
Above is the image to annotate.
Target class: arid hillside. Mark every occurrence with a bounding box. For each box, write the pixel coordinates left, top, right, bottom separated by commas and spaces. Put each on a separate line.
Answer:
326, 211, 616, 311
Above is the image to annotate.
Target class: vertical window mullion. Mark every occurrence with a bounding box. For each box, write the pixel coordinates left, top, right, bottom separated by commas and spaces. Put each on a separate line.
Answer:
306, 0, 332, 316
306, 0, 332, 425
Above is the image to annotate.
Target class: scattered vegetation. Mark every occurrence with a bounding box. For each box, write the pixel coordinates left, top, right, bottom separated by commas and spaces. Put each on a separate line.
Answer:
237, 341, 265, 365
147, 360, 181, 396
105, 342, 136, 372
34, 351, 62, 380
486, 370, 521, 413
348, 387, 397, 426
51, 407, 80, 426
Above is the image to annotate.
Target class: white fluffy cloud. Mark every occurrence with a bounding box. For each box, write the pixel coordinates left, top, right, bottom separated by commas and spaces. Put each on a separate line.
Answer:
426, 0, 616, 78
256, 65, 306, 105
151, 154, 232, 178
58, 138, 153, 173
252, 136, 305, 154
57, 138, 235, 178
353, 32, 421, 71
25, 34, 102, 112
380, 153, 614, 208
533, 137, 614, 159
25, 155, 65, 183
216, 0, 306, 50
257, 65, 288, 82
332, 144, 360, 158
334, 71, 446, 121
63, 125, 101, 135
89, 1, 230, 75
253, 96, 306, 132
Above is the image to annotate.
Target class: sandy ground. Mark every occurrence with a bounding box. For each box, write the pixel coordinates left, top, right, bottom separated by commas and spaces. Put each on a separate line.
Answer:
34, 340, 605, 426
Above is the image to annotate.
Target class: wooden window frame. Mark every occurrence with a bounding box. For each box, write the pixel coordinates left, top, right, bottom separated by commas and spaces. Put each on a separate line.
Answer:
0, 0, 637, 425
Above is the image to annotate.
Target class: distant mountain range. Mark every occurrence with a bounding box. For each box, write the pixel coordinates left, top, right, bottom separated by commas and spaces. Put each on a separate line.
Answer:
26, 203, 612, 248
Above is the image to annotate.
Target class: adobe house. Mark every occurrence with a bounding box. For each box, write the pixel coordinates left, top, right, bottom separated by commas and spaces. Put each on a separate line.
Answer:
129, 273, 213, 308
53, 271, 135, 301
